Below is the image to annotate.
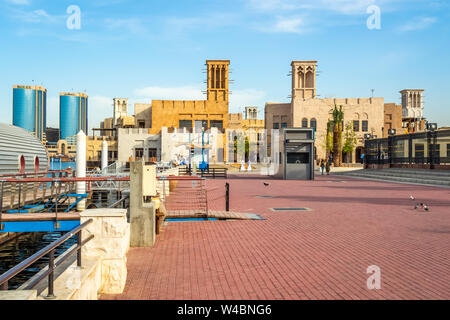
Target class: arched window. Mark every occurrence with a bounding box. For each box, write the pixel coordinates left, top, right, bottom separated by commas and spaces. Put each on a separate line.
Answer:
302, 118, 308, 128
19, 155, 26, 174
298, 70, 304, 88
310, 118, 317, 129
305, 71, 314, 88
34, 156, 40, 173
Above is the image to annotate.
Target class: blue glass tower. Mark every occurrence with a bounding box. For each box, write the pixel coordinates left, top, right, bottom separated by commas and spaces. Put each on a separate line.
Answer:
59, 92, 88, 142
12, 85, 47, 141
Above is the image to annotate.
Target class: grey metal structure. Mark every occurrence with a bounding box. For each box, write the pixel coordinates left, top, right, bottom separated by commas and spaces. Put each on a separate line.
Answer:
283, 128, 315, 180
0, 123, 49, 175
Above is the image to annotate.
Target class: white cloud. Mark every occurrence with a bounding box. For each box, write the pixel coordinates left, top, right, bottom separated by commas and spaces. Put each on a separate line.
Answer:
398, 16, 437, 32
11, 8, 61, 24
247, 0, 378, 14
247, 0, 414, 15
104, 18, 146, 35
271, 16, 304, 33
6, 0, 30, 5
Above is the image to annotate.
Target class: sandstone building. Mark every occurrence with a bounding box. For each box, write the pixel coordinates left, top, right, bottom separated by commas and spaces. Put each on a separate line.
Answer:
265, 61, 385, 163
383, 103, 403, 138
133, 60, 230, 135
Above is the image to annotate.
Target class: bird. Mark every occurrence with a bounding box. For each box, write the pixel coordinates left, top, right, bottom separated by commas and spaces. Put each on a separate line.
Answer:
424, 205, 430, 212
263, 182, 270, 187
410, 196, 415, 200
414, 204, 420, 210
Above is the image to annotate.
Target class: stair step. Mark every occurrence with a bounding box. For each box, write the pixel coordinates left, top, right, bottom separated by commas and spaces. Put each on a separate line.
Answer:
340, 172, 450, 186
342, 170, 450, 180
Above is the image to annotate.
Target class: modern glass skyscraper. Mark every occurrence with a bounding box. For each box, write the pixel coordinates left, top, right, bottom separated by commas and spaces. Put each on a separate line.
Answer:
59, 92, 88, 141
12, 85, 47, 141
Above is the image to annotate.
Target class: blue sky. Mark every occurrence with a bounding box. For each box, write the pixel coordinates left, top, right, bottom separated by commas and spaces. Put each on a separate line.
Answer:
0, 0, 449, 131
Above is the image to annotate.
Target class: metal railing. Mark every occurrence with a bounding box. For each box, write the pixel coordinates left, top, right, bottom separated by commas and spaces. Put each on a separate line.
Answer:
365, 129, 450, 167
0, 219, 94, 298
179, 167, 228, 179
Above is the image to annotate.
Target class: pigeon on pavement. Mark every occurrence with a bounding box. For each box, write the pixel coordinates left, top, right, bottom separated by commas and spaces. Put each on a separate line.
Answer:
263, 182, 270, 187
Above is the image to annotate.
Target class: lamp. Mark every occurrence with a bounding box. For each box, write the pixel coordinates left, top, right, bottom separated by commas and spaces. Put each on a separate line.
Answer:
427, 123, 437, 131
388, 129, 396, 136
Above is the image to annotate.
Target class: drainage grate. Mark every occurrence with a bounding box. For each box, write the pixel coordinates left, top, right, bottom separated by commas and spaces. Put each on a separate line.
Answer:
270, 208, 311, 212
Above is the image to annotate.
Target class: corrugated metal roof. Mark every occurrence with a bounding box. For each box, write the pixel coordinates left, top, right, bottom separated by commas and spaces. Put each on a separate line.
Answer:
0, 123, 49, 175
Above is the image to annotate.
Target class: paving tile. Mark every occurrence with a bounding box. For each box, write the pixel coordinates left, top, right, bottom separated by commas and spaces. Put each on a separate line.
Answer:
101, 174, 450, 300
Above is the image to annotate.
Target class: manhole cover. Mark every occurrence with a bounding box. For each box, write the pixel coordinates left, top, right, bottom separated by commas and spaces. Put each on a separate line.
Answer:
270, 208, 311, 212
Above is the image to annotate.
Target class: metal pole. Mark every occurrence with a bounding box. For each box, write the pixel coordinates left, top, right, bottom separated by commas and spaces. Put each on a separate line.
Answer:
18, 183, 22, 211
47, 250, 55, 299
225, 183, 230, 212
0, 181, 4, 214
77, 231, 82, 267
0, 181, 3, 231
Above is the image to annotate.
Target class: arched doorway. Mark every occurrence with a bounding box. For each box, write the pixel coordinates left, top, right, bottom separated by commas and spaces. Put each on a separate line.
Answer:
355, 147, 364, 164
34, 156, 40, 173
342, 151, 353, 164
19, 155, 26, 174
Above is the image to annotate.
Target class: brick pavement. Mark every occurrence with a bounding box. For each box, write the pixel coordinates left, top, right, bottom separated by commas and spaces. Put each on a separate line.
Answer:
102, 174, 450, 300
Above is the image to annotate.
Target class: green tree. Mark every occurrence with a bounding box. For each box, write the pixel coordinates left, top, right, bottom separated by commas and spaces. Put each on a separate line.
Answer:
324, 120, 334, 158
342, 121, 357, 163
332, 105, 344, 167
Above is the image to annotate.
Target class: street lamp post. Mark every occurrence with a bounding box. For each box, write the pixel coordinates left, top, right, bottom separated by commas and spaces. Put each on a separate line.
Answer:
426, 123, 438, 169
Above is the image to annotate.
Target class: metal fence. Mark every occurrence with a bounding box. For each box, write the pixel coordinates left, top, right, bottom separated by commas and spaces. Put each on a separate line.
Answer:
365, 129, 450, 166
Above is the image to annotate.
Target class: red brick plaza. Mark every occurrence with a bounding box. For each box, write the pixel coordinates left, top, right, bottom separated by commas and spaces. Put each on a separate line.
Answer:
102, 174, 450, 300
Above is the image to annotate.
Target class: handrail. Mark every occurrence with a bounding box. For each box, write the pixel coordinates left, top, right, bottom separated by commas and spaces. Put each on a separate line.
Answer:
0, 219, 94, 298
108, 195, 130, 208
0, 170, 72, 178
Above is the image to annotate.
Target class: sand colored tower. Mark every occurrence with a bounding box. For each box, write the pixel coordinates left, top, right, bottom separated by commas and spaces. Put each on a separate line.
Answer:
113, 98, 128, 125
206, 60, 230, 102
291, 61, 317, 100
400, 89, 424, 120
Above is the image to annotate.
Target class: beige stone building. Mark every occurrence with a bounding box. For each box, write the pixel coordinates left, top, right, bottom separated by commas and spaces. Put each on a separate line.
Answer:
132, 60, 230, 135
383, 103, 403, 138
265, 61, 385, 163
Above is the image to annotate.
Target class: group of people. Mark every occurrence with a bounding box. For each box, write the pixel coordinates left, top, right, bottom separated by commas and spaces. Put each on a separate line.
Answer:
319, 157, 333, 176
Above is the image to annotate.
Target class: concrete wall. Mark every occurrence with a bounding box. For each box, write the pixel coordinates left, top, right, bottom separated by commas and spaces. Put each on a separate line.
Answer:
1, 209, 130, 300
384, 103, 403, 138
117, 128, 161, 164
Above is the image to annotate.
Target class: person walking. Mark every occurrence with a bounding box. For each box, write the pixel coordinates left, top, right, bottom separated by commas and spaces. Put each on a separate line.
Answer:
360, 153, 365, 165
320, 159, 325, 175
326, 159, 331, 175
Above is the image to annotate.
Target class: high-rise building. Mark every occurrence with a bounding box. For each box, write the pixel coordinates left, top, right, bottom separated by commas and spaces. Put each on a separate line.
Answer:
59, 92, 88, 141
12, 85, 47, 141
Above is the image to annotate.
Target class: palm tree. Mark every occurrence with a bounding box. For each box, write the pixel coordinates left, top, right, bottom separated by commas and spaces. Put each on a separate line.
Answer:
332, 105, 344, 167
325, 120, 334, 159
